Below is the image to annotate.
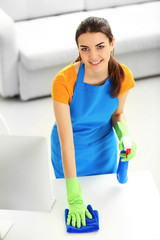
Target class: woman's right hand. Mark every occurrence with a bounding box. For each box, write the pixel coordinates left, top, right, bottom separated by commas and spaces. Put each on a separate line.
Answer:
66, 177, 92, 228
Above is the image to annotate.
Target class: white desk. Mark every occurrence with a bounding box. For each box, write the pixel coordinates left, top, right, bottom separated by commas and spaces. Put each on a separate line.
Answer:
0, 171, 160, 240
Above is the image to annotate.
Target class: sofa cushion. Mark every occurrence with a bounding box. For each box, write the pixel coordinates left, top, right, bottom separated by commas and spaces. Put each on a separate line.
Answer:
85, 0, 158, 10
15, 11, 85, 70
0, 0, 85, 21
15, 1, 160, 71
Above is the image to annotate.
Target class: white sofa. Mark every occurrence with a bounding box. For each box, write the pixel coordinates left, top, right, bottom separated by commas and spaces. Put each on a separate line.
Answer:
0, 0, 160, 100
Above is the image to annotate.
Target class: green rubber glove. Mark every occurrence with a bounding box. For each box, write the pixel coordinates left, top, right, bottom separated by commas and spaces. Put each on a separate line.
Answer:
114, 121, 137, 161
65, 177, 92, 228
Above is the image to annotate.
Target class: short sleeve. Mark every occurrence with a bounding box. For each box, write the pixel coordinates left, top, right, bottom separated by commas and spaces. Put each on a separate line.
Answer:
119, 64, 135, 96
52, 74, 70, 104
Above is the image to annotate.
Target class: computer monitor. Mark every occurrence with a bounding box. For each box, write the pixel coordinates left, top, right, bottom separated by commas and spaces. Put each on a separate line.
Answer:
0, 135, 55, 212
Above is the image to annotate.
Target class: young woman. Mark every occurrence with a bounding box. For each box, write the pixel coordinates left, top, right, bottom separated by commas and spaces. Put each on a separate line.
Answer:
51, 17, 137, 229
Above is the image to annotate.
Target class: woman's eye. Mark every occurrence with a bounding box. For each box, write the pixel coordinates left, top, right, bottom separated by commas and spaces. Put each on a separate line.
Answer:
81, 48, 88, 51
97, 45, 104, 49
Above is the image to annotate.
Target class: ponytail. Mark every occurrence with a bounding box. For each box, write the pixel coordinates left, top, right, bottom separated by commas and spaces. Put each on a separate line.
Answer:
108, 55, 124, 97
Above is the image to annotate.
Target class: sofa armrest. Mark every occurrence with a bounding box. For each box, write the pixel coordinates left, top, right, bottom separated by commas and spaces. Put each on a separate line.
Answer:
0, 8, 19, 97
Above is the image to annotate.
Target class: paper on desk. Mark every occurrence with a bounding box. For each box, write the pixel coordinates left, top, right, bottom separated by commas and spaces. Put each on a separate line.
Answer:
0, 220, 13, 239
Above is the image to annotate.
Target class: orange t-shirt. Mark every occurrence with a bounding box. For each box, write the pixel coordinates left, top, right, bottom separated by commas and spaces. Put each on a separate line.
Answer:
52, 62, 135, 104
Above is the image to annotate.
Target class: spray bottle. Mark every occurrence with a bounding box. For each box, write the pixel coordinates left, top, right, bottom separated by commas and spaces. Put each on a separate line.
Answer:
117, 136, 132, 184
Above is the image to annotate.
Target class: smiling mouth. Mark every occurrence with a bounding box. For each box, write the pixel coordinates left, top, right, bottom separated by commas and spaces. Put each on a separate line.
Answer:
89, 60, 103, 65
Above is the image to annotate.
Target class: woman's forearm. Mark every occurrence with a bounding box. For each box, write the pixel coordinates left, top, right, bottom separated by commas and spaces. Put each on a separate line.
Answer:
111, 92, 129, 127
111, 112, 126, 128
53, 100, 77, 178
61, 144, 77, 178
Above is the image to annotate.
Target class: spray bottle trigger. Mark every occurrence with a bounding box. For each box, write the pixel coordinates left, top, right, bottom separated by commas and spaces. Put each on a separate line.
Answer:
126, 148, 131, 158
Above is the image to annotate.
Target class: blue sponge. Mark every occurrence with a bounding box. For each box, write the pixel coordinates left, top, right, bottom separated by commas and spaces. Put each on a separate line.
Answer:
65, 204, 99, 233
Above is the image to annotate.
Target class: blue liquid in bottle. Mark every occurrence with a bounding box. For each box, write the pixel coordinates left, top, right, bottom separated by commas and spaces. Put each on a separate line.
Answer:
117, 150, 129, 184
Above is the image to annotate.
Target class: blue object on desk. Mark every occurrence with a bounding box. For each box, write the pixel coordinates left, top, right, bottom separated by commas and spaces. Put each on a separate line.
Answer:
117, 150, 129, 184
65, 204, 99, 233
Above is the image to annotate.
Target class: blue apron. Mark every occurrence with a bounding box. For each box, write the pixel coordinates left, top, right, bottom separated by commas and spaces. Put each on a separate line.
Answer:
51, 62, 119, 178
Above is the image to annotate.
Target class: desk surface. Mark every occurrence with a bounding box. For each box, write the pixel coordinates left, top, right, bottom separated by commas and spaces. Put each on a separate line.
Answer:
0, 171, 160, 240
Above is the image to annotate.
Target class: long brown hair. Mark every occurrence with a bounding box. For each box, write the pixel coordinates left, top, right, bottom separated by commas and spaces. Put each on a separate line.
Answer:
75, 17, 124, 97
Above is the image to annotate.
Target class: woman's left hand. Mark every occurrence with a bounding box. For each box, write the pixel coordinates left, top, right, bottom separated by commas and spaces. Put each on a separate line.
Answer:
119, 137, 137, 161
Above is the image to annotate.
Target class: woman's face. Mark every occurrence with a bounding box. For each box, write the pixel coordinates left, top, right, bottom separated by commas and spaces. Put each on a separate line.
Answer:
77, 32, 115, 73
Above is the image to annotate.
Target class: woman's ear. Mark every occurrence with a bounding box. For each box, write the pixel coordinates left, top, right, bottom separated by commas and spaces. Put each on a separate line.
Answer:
111, 37, 115, 50
110, 38, 115, 56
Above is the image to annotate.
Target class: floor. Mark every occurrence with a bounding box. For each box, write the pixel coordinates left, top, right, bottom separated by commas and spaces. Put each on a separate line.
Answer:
0, 76, 160, 192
